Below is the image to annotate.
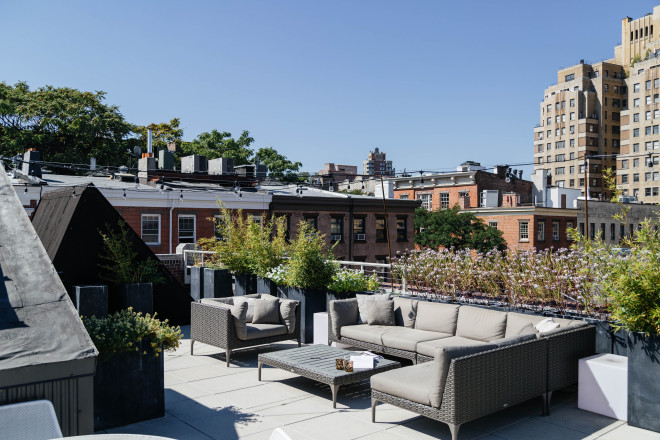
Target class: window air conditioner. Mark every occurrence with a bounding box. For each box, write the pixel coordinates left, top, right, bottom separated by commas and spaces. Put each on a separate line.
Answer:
354, 233, 366, 241
331, 234, 342, 241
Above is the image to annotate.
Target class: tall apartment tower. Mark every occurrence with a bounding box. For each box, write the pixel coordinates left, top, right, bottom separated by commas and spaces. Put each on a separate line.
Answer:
362, 147, 394, 176
617, 6, 660, 202
533, 61, 624, 200
535, 5, 660, 202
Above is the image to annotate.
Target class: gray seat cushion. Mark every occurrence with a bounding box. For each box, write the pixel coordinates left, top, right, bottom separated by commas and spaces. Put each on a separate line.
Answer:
417, 336, 487, 357
371, 361, 435, 406
393, 297, 418, 327
340, 324, 391, 345
244, 323, 288, 340
455, 306, 507, 342
380, 328, 452, 352
414, 302, 460, 334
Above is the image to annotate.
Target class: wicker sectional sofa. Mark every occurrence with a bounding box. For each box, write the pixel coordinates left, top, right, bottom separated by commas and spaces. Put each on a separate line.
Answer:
191, 294, 301, 366
328, 296, 595, 440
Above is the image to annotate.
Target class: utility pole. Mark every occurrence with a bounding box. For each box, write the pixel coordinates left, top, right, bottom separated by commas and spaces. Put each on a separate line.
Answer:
584, 154, 589, 239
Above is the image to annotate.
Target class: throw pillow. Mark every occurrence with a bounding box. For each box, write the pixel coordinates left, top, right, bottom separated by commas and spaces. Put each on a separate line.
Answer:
252, 297, 280, 324
367, 300, 395, 326
356, 293, 391, 324
233, 297, 257, 322
231, 301, 248, 340
535, 317, 560, 333
279, 299, 297, 333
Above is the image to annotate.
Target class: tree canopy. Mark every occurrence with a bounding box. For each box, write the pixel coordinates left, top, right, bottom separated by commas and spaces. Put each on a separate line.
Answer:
0, 81, 133, 166
256, 147, 302, 181
0, 81, 304, 177
183, 129, 254, 165
414, 206, 507, 252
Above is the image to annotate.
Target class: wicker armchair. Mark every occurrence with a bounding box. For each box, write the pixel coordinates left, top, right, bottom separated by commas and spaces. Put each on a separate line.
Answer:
190, 297, 301, 366
371, 338, 548, 440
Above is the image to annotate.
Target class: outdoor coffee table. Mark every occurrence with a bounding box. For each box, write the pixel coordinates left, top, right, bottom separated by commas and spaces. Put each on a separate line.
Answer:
257, 345, 400, 408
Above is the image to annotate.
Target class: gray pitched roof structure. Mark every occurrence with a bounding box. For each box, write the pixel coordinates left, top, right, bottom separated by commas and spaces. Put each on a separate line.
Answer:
31, 184, 192, 324
0, 164, 97, 436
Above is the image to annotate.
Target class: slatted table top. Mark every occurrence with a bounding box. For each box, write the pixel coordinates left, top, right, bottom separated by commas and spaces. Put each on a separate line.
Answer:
258, 345, 400, 386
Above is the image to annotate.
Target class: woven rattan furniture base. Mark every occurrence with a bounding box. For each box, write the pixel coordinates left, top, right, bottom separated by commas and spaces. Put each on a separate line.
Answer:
258, 345, 400, 408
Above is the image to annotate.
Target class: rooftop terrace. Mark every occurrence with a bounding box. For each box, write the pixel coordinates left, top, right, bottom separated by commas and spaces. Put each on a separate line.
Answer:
101, 327, 660, 440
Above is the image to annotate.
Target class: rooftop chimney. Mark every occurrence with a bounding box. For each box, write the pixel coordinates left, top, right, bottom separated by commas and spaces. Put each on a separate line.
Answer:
147, 129, 153, 155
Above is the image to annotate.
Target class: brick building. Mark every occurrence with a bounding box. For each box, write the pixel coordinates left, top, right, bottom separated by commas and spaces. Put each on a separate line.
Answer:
390, 165, 533, 211
14, 173, 418, 263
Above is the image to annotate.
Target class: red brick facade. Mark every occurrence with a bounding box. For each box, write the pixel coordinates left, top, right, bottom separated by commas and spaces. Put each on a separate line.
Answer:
465, 208, 577, 251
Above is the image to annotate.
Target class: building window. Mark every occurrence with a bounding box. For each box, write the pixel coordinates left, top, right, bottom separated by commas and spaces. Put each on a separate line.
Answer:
565, 73, 575, 81
353, 217, 366, 240
141, 214, 160, 245
634, 83, 640, 93
552, 221, 560, 241
488, 221, 498, 229
570, 99, 575, 107
567, 221, 574, 240
376, 216, 387, 241
178, 215, 196, 244
634, 98, 640, 108
418, 194, 432, 210
634, 113, 640, 122
519, 222, 529, 242
634, 158, 640, 168
634, 173, 640, 182
610, 224, 616, 241
330, 217, 343, 241
399, 194, 409, 200
621, 174, 628, 184
396, 217, 407, 241
537, 221, 545, 241
647, 80, 652, 90
303, 215, 318, 231
634, 128, 640, 137
439, 192, 450, 209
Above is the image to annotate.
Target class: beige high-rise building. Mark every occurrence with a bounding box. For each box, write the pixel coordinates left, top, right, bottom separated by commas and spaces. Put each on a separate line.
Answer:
533, 61, 624, 200
535, 5, 660, 203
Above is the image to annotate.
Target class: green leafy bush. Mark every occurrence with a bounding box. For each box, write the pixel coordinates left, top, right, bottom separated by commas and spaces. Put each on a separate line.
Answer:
284, 221, 336, 289
328, 268, 381, 294
199, 205, 287, 276
99, 221, 165, 285
82, 308, 182, 359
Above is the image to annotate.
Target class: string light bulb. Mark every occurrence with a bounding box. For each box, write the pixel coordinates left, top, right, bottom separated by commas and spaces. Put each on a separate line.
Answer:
180, 190, 183, 200
72, 189, 77, 199
122, 190, 126, 200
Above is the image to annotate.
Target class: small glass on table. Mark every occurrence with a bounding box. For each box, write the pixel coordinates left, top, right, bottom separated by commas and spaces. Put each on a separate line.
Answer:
335, 358, 344, 370
344, 356, 353, 373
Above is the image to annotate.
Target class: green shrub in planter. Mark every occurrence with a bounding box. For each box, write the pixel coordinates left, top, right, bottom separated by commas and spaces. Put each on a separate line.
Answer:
83, 309, 182, 430
284, 221, 336, 290
82, 308, 182, 360
328, 268, 380, 294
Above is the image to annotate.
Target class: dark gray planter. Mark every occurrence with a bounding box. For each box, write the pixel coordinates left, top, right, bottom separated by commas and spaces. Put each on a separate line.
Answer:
203, 268, 232, 298
190, 266, 205, 301
628, 332, 660, 432
584, 318, 614, 354
93, 342, 164, 430
74, 285, 108, 318
277, 285, 327, 344
119, 283, 153, 315
256, 276, 277, 296
613, 328, 629, 356
235, 273, 257, 296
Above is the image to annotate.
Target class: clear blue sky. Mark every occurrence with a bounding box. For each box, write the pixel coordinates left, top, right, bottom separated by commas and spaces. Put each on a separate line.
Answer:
1, 1, 657, 176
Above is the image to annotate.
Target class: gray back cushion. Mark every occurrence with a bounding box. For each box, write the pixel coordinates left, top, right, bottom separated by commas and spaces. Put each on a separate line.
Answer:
231, 301, 248, 340
367, 300, 395, 326
233, 297, 257, 323
329, 299, 359, 339
505, 311, 585, 338
491, 333, 537, 348
431, 344, 496, 407
455, 306, 507, 342
252, 297, 280, 324
356, 293, 391, 324
393, 297, 418, 327
414, 301, 460, 334
279, 299, 297, 334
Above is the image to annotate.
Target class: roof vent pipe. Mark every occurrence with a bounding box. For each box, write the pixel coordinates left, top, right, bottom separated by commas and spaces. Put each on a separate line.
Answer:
147, 129, 153, 155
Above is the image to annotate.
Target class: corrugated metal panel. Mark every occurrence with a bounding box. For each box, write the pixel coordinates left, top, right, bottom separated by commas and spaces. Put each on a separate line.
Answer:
0, 375, 94, 436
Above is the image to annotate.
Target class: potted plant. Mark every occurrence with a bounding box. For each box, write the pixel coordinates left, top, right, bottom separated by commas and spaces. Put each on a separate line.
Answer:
250, 215, 288, 296
200, 207, 255, 296
326, 267, 381, 303
275, 221, 336, 343
99, 221, 164, 314
83, 308, 182, 430
601, 219, 660, 432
